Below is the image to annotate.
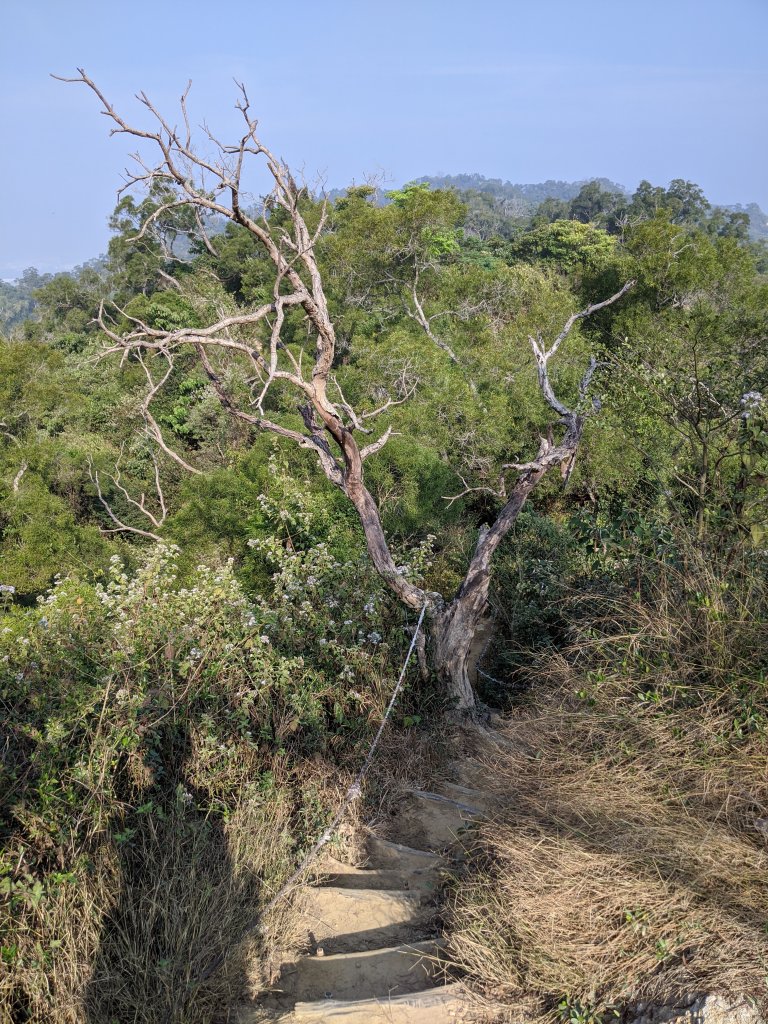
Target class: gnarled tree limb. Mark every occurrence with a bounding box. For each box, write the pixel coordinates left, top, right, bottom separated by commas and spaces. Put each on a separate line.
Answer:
62, 70, 635, 710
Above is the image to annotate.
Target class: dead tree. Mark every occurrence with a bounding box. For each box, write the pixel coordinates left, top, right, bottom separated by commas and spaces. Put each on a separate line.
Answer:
58, 70, 633, 713
88, 447, 168, 542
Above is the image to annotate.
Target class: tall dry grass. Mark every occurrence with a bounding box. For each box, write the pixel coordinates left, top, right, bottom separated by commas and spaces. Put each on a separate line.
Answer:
445, 545, 768, 1021
2, 744, 300, 1024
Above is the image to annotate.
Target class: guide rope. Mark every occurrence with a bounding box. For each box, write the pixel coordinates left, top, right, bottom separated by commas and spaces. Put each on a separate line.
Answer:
195, 601, 428, 983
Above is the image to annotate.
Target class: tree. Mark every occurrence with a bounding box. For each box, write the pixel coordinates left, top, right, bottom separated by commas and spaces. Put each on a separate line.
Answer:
0, 267, 54, 337
32, 262, 106, 346
531, 196, 571, 226
506, 219, 619, 276
606, 227, 768, 542
664, 179, 711, 226
107, 183, 199, 300
628, 180, 670, 221
323, 181, 469, 363
58, 70, 633, 713
568, 181, 622, 225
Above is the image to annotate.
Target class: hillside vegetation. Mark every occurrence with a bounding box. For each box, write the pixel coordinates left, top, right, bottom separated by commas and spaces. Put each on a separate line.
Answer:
1, 89, 767, 1023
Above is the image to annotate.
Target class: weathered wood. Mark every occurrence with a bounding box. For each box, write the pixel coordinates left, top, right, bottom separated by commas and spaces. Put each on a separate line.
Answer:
64, 71, 634, 712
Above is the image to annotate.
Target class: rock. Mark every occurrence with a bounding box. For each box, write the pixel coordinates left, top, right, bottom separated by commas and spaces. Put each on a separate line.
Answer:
629, 993, 763, 1024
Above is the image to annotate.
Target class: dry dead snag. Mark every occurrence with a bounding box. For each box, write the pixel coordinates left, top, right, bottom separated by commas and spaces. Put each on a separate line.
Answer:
59, 69, 634, 713
88, 448, 168, 543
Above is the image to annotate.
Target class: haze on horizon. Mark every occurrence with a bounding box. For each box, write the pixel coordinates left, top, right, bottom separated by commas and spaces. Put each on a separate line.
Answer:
1, 0, 766, 280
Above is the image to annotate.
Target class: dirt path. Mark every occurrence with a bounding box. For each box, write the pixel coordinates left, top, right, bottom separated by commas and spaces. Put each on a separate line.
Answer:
236, 747, 504, 1023
232, 720, 761, 1024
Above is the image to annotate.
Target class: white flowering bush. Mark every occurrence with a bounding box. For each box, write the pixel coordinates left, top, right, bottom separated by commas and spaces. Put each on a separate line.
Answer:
1, 542, 368, 825
249, 495, 436, 719
0, 541, 413, 1021
0, 532, 436, 1020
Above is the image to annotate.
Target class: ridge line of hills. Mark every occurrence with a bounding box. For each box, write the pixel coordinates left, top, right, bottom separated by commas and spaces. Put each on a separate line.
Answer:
2, 174, 767, 336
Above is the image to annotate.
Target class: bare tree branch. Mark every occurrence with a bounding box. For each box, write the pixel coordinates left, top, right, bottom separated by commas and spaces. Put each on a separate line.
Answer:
406, 280, 460, 364
135, 352, 203, 476
88, 452, 166, 542
443, 471, 504, 507
0, 423, 21, 446
446, 284, 634, 509
360, 427, 397, 461
529, 281, 635, 419
61, 71, 636, 711
12, 463, 28, 493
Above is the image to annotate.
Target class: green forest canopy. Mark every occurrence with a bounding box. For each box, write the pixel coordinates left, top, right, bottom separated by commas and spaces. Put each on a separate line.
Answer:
1, 172, 766, 598
3, 130, 768, 1023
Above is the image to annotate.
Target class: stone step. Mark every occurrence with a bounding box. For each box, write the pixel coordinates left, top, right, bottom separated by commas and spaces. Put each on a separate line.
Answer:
313, 855, 439, 894
287, 982, 484, 1023
406, 790, 484, 815
388, 791, 484, 852
437, 781, 495, 812
276, 939, 443, 1002
297, 887, 433, 954
364, 836, 445, 872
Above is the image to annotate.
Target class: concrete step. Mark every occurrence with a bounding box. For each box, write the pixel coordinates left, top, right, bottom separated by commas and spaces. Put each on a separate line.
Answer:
276, 939, 443, 1002
313, 855, 439, 894
437, 781, 495, 812
287, 982, 486, 1022
297, 887, 433, 954
364, 836, 445, 872
388, 791, 485, 852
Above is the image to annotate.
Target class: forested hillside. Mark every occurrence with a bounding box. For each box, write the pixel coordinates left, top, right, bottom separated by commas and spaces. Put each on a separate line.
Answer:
2, 77, 767, 1024
4, 175, 767, 339
0, 269, 53, 338
418, 173, 768, 243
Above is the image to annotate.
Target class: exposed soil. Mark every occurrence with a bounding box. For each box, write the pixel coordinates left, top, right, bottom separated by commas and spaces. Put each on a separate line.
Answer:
236, 738, 514, 1022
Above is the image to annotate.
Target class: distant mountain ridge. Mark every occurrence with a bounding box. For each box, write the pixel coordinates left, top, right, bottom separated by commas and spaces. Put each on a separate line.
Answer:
3, 177, 767, 335
327, 174, 768, 242
323, 175, 627, 215
728, 202, 768, 241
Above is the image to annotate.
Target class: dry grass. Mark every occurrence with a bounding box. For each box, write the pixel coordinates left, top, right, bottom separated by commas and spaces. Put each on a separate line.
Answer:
2, 777, 295, 1024
2, 708, 369, 1024
2, 720, 440, 1022
445, 561, 768, 1022
363, 722, 454, 832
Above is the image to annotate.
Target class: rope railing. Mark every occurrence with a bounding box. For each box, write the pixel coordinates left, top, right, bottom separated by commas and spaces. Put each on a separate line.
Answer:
194, 601, 428, 983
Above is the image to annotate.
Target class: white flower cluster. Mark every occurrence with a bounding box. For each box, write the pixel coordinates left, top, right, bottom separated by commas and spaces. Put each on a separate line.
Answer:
741, 391, 765, 418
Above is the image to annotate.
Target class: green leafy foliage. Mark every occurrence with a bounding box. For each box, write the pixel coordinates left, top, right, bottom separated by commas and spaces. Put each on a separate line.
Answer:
2, 164, 767, 1022
0, 539, 430, 1019
505, 219, 618, 274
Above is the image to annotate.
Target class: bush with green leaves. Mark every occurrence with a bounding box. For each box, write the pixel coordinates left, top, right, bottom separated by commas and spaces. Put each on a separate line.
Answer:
0, 536, 429, 1022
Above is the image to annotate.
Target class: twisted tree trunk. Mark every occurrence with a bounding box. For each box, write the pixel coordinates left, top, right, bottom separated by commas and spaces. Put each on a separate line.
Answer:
428, 464, 549, 710
65, 71, 634, 716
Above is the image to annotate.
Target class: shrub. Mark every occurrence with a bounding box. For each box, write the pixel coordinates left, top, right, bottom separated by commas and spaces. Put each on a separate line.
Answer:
0, 539, 428, 1023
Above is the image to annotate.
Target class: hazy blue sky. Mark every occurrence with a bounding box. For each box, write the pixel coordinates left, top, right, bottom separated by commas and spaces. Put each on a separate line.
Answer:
1, 0, 766, 279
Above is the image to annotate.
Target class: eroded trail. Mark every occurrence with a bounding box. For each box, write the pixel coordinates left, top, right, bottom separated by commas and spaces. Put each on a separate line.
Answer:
237, 753, 501, 1023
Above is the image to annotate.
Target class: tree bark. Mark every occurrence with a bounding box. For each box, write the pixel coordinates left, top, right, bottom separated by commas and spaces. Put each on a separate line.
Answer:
64, 72, 634, 717
429, 601, 485, 711
427, 465, 548, 710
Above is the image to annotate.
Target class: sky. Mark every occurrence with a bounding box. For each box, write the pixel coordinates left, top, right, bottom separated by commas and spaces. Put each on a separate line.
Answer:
1, 0, 767, 279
